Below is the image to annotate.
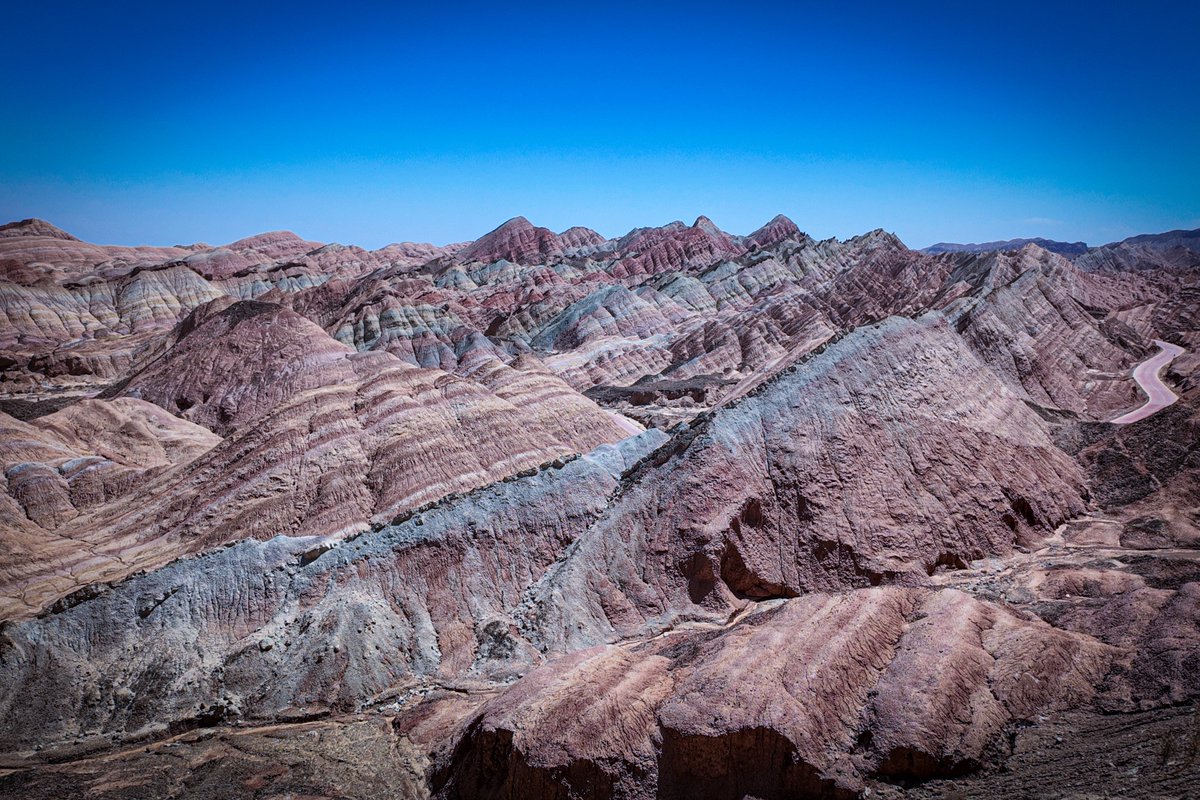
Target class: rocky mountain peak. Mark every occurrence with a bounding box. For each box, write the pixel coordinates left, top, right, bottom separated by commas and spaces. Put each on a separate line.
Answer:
747, 214, 803, 248
849, 227, 906, 250
0, 218, 81, 241
557, 225, 607, 251
691, 215, 724, 237
459, 216, 563, 265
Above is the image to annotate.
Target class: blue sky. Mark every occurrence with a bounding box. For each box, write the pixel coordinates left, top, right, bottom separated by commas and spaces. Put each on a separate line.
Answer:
1, 1, 1197, 248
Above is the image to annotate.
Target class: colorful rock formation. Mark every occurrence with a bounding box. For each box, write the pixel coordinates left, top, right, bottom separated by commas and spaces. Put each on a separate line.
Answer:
0, 215, 1197, 798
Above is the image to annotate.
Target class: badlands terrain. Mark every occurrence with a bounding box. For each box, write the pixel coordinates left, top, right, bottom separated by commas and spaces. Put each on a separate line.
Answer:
0, 214, 1198, 798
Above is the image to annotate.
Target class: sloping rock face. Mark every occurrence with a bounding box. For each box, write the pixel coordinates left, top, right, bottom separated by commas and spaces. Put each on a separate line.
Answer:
940, 246, 1150, 417
0, 297, 632, 619
0, 264, 225, 392
0, 312, 1128, 783
519, 316, 1090, 651
0, 432, 667, 752
0, 400, 221, 605
437, 588, 1113, 799
16, 397, 220, 474
114, 299, 359, 435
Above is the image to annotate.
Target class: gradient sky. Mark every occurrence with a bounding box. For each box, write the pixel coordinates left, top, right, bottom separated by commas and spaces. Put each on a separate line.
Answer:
2, 0, 1197, 249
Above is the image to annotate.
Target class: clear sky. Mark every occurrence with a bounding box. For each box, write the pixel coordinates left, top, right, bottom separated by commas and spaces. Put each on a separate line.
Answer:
2, 0, 1197, 249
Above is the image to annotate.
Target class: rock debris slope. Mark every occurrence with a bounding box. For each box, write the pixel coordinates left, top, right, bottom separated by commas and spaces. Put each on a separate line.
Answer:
0, 217, 1198, 799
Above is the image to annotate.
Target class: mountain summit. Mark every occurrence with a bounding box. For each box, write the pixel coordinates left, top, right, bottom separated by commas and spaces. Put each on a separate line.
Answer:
458, 216, 563, 265
0, 218, 82, 241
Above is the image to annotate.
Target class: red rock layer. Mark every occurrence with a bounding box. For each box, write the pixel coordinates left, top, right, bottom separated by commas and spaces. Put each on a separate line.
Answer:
523, 316, 1090, 650
0, 299, 631, 618
459, 217, 564, 266
437, 588, 1112, 798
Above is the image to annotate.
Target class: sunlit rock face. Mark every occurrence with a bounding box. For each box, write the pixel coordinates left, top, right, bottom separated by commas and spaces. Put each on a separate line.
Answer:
0, 296, 632, 620
518, 316, 1092, 653
0, 431, 669, 751
437, 587, 1113, 800
1, 216, 1198, 799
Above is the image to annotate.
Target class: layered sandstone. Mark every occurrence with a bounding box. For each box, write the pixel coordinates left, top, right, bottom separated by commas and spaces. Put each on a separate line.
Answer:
1, 216, 1198, 799
1, 297, 632, 619
438, 588, 1112, 799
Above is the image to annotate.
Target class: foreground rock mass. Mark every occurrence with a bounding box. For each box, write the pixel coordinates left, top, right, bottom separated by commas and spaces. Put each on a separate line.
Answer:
1, 216, 1198, 798
439, 588, 1113, 799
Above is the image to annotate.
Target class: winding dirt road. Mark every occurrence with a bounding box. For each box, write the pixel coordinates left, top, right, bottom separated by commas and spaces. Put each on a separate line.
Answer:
1111, 339, 1186, 424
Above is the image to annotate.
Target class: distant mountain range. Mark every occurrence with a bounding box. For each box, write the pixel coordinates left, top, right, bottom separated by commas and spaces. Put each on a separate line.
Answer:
921, 237, 1089, 257
1111, 227, 1200, 250
922, 228, 1200, 258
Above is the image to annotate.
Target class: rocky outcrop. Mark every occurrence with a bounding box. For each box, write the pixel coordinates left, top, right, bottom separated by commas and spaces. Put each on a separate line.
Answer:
1059, 393, 1200, 531
436, 588, 1112, 799
114, 299, 362, 435
0, 399, 221, 613
26, 397, 221, 470
942, 245, 1150, 416
0, 263, 225, 394
0, 264, 224, 347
